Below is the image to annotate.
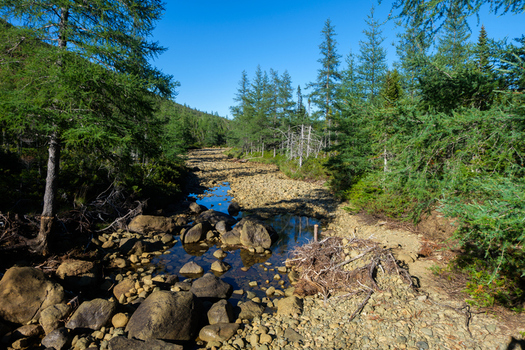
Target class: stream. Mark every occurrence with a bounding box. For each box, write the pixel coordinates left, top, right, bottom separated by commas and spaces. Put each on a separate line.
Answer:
152, 182, 320, 302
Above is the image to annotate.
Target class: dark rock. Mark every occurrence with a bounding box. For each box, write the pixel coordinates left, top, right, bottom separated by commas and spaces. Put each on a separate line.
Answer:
65, 298, 116, 330
109, 337, 183, 350
126, 291, 201, 341
55, 260, 98, 289
239, 217, 277, 249
41, 327, 70, 350
182, 222, 212, 244
227, 202, 241, 216
40, 303, 72, 335
128, 215, 177, 234
190, 273, 233, 300
0, 267, 65, 324
207, 300, 234, 325
196, 210, 237, 226
189, 202, 204, 214
198, 323, 240, 343
238, 301, 264, 319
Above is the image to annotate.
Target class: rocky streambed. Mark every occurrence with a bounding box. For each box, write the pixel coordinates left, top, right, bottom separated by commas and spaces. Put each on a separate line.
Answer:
0, 148, 522, 350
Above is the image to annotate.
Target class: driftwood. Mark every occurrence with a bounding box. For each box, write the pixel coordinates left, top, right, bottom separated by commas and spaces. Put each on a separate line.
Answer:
288, 236, 413, 320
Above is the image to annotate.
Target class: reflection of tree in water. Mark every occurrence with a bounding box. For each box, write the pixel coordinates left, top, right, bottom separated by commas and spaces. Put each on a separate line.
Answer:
269, 215, 318, 256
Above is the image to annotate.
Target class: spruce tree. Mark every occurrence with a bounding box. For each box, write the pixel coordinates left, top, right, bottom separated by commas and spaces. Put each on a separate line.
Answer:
433, 2, 471, 72
307, 18, 341, 145
357, 6, 388, 105
0, 0, 174, 254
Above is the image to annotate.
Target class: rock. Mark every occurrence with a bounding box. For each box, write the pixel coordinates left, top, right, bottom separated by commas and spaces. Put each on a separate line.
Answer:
215, 221, 230, 235
196, 210, 237, 226
284, 327, 303, 342
238, 301, 264, 319
189, 201, 203, 214
14, 324, 42, 338
227, 202, 241, 216
198, 323, 240, 343
108, 336, 183, 350
126, 291, 201, 341
110, 258, 127, 269
190, 273, 233, 300
0, 267, 65, 324
260, 333, 272, 344
161, 234, 174, 244
182, 222, 212, 244
66, 298, 116, 330
111, 313, 129, 328
179, 261, 204, 275
210, 260, 231, 273
41, 327, 70, 350
56, 259, 98, 288
213, 249, 227, 259
113, 279, 135, 300
40, 303, 72, 335
238, 217, 277, 249
207, 300, 234, 324
220, 230, 241, 246
128, 215, 176, 234
276, 296, 303, 316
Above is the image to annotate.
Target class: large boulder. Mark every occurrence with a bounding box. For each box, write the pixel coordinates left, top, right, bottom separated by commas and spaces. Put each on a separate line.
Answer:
196, 210, 237, 226
55, 259, 98, 289
0, 267, 65, 324
198, 323, 240, 343
189, 273, 232, 300
128, 215, 177, 234
113, 278, 135, 300
65, 298, 116, 330
126, 291, 201, 341
182, 222, 212, 244
109, 337, 183, 350
239, 217, 277, 249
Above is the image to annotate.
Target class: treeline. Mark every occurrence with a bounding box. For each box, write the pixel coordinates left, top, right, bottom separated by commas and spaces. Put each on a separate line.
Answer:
229, 2, 525, 306
158, 100, 229, 154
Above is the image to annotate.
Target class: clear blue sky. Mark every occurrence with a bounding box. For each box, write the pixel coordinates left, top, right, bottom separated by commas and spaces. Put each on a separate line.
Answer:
150, 0, 524, 118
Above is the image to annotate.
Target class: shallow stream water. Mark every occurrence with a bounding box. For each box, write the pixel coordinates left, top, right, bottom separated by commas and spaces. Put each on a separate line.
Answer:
152, 182, 320, 301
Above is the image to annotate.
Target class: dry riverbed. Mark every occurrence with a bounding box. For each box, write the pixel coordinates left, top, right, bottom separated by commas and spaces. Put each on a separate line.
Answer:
188, 148, 524, 350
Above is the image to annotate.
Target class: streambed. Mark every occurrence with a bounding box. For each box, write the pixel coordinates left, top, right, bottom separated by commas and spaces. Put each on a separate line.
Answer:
152, 182, 320, 301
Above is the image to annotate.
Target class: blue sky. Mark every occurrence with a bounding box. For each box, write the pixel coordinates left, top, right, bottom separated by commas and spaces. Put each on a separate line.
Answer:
151, 1, 524, 118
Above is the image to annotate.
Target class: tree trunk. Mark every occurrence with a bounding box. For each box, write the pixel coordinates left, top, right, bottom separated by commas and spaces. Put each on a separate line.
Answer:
34, 132, 61, 255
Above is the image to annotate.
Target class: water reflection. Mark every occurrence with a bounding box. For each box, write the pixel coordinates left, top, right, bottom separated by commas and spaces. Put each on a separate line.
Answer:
152, 182, 320, 297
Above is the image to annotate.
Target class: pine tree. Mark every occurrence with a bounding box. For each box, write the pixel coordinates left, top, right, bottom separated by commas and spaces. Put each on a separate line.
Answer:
357, 6, 388, 105
338, 51, 362, 106
475, 25, 491, 73
307, 18, 341, 145
0, 1, 174, 254
380, 69, 404, 108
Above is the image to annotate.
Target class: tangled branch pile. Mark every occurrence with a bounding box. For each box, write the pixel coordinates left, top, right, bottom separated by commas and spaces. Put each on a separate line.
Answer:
288, 237, 413, 303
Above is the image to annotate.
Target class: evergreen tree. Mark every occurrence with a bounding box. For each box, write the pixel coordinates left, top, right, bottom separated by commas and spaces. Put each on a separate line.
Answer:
229, 70, 253, 150
475, 25, 491, 73
0, 0, 174, 254
357, 6, 388, 104
338, 51, 362, 106
307, 18, 341, 144
380, 69, 404, 108
433, 2, 472, 72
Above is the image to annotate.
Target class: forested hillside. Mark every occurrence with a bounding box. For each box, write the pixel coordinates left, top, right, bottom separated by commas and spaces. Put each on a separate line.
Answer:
228, 3, 525, 306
